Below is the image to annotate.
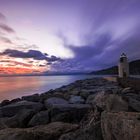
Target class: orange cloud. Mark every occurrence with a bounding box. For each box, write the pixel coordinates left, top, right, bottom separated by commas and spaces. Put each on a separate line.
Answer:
0, 66, 41, 75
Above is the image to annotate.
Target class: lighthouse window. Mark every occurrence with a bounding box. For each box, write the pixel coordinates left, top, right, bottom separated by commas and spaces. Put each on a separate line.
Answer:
120, 57, 124, 63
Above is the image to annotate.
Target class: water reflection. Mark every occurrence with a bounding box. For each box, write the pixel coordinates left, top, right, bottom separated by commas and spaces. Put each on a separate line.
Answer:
0, 75, 95, 101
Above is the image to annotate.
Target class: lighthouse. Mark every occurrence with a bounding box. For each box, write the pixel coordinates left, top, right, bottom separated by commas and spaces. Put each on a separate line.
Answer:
118, 53, 129, 78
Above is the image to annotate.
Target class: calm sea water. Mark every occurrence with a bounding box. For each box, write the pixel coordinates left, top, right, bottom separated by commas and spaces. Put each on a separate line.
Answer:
0, 75, 99, 101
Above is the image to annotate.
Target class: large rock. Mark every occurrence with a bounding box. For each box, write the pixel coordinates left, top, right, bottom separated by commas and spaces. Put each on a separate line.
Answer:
0, 109, 35, 129
59, 111, 103, 140
86, 91, 111, 109
121, 93, 140, 112
0, 100, 10, 106
101, 111, 140, 140
0, 122, 79, 140
22, 94, 40, 102
59, 121, 103, 140
0, 101, 43, 117
121, 87, 135, 94
86, 94, 97, 104
28, 110, 50, 127
106, 94, 128, 112
69, 96, 85, 104
50, 104, 91, 123
45, 97, 68, 108
128, 98, 140, 112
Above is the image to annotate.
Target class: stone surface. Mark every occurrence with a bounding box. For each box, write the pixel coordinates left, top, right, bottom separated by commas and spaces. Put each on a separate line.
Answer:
59, 110, 103, 140
0, 101, 43, 117
0, 122, 79, 140
86, 91, 109, 109
0, 109, 35, 128
69, 95, 85, 104
45, 97, 68, 108
122, 87, 135, 94
28, 110, 50, 127
59, 122, 103, 140
128, 98, 140, 112
106, 94, 128, 112
50, 104, 91, 123
0, 100, 10, 107
101, 111, 140, 140
22, 94, 40, 102
86, 94, 97, 104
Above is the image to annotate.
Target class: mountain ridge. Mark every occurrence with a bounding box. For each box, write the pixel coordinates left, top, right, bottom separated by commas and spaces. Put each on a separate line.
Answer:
91, 59, 140, 75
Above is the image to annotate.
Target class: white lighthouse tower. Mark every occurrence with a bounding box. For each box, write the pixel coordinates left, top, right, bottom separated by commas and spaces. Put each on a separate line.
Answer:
118, 53, 129, 78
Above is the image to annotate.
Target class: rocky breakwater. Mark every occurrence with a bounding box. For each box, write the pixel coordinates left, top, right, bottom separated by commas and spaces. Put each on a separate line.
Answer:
0, 78, 140, 140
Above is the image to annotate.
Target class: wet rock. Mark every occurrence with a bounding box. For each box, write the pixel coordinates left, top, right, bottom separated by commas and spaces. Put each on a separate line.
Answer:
45, 97, 68, 109
0, 122, 79, 140
101, 111, 140, 140
0, 101, 43, 117
28, 110, 50, 127
69, 96, 85, 104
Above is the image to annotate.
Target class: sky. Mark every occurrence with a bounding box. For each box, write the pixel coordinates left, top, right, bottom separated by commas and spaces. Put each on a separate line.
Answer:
0, 0, 140, 75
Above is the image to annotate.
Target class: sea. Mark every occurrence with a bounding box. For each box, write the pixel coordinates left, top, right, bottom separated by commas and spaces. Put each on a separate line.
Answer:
0, 75, 102, 101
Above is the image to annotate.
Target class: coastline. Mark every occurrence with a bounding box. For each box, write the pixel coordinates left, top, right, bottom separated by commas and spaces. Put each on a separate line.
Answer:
0, 77, 140, 140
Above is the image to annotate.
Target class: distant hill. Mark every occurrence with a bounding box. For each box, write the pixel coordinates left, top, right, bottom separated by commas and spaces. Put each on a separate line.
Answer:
91, 59, 140, 75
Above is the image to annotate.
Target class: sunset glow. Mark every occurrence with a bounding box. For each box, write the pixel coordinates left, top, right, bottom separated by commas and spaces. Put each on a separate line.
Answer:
0, 0, 140, 75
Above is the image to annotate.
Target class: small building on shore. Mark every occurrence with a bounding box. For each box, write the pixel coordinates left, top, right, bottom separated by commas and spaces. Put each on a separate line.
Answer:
118, 53, 129, 78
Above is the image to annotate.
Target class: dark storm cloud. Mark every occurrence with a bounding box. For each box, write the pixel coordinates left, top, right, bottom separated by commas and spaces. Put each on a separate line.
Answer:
0, 49, 61, 62
53, 30, 140, 71
52, 0, 140, 72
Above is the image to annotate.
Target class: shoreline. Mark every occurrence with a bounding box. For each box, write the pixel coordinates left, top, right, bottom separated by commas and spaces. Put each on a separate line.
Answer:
0, 77, 140, 140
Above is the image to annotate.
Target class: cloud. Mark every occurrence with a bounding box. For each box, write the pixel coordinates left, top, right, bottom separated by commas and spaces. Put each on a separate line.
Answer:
0, 49, 61, 62
0, 23, 15, 33
0, 13, 6, 21
0, 37, 13, 44
52, 29, 140, 72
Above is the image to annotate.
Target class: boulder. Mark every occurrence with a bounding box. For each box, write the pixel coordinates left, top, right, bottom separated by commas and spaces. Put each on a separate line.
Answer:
128, 98, 140, 112
22, 94, 40, 102
122, 87, 135, 94
59, 121, 103, 140
28, 110, 50, 127
50, 104, 91, 123
86, 94, 97, 104
0, 109, 35, 128
0, 122, 79, 140
44, 97, 68, 108
86, 91, 109, 109
0, 101, 43, 117
101, 111, 140, 140
106, 94, 128, 112
79, 90, 90, 99
0, 100, 10, 106
69, 96, 85, 104
10, 98, 22, 104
